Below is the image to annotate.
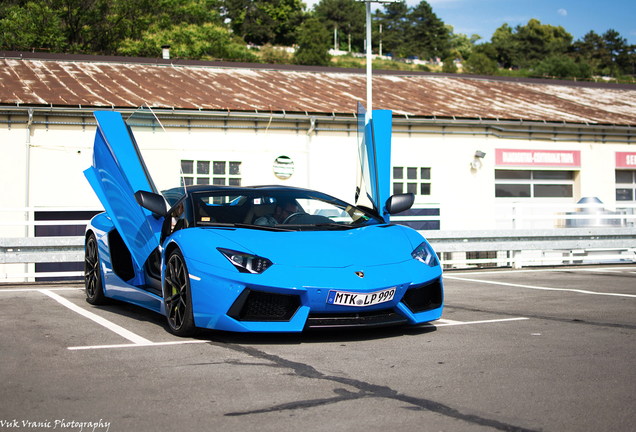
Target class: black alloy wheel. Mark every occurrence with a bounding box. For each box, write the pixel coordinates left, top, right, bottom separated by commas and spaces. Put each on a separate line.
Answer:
164, 249, 196, 336
85, 233, 106, 305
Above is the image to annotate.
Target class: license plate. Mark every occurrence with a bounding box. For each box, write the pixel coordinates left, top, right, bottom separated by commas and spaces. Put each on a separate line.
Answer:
326, 287, 396, 307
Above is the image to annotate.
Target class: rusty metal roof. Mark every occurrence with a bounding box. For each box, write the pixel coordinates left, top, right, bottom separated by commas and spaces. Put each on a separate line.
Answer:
1, 52, 635, 125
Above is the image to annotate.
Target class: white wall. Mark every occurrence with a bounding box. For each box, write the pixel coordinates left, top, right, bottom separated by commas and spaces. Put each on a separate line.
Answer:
1, 113, 633, 234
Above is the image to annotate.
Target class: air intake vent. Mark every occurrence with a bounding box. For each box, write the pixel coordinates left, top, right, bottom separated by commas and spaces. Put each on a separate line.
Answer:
306, 309, 408, 329
401, 279, 443, 313
227, 289, 301, 322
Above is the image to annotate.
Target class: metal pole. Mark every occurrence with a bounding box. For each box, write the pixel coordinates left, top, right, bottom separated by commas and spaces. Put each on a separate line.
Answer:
25, 108, 33, 281
366, 2, 372, 122
334, 27, 337, 51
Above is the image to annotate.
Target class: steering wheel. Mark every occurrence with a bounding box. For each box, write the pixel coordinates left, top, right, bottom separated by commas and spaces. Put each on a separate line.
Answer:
282, 212, 307, 224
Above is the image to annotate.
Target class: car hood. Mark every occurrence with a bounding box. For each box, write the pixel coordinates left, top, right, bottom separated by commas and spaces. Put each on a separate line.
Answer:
189, 224, 418, 268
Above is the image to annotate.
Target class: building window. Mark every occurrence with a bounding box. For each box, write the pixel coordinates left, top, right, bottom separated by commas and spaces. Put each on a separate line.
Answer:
495, 170, 574, 198
393, 166, 431, 196
616, 170, 635, 201
181, 160, 241, 187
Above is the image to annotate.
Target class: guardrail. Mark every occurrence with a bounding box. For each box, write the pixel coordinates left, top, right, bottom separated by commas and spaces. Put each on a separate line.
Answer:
1, 227, 635, 281
425, 228, 636, 268
2, 203, 636, 279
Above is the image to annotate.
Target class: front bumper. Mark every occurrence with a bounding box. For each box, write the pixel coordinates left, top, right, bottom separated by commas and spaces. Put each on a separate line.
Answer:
186, 256, 443, 332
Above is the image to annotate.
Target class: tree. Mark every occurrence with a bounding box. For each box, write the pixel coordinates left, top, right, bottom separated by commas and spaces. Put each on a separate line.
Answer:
0, 0, 225, 55
463, 52, 497, 75
570, 30, 609, 75
571, 29, 633, 77
602, 29, 629, 76
259, 0, 306, 46
533, 56, 591, 79
491, 19, 572, 69
406, 1, 450, 60
222, 0, 274, 44
117, 23, 256, 61
51, 0, 160, 54
515, 19, 572, 67
0, 2, 66, 51
314, 0, 365, 52
373, 0, 409, 57
373, 0, 449, 60
221, 0, 305, 46
491, 23, 516, 68
293, 16, 331, 66
441, 56, 457, 73
447, 25, 481, 61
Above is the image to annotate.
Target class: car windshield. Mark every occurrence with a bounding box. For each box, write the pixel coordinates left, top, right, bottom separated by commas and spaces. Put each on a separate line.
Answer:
189, 188, 384, 231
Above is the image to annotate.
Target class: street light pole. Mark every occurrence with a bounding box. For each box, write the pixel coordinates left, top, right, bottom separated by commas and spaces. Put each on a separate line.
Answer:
366, 1, 372, 122
357, 0, 400, 124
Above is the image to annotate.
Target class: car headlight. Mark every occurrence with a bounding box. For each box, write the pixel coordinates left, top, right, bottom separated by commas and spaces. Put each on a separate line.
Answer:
411, 241, 439, 267
218, 248, 273, 274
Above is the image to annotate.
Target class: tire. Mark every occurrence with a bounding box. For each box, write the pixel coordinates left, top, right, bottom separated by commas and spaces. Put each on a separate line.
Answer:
164, 249, 196, 337
85, 233, 107, 305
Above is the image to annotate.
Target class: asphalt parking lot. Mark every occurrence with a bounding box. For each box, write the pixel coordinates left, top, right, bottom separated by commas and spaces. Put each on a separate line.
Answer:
1, 265, 635, 432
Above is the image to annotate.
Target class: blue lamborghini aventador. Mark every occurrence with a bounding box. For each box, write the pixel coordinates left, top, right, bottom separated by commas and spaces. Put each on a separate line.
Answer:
83, 104, 443, 336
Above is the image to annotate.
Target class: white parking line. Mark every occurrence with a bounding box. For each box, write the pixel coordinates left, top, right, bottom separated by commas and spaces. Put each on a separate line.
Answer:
428, 317, 529, 327
0, 287, 81, 292
436, 318, 463, 325
3, 287, 532, 350
39, 289, 152, 345
447, 266, 636, 276
444, 276, 636, 298
68, 340, 210, 351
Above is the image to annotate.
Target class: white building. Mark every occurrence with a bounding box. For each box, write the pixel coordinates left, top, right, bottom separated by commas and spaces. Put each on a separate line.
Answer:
1, 52, 635, 278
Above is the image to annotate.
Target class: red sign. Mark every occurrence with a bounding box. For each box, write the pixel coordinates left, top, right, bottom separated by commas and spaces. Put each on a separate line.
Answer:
616, 152, 636, 168
495, 149, 581, 167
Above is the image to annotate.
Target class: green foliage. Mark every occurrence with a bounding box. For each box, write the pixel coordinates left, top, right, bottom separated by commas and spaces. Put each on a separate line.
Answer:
491, 19, 572, 69
570, 30, 607, 75
0, 2, 66, 51
407, 1, 450, 59
493, 68, 532, 78
0, 0, 633, 82
533, 55, 592, 79
490, 23, 514, 68
570, 29, 633, 77
373, 1, 408, 57
463, 52, 498, 75
0, 0, 226, 55
260, 44, 292, 64
447, 25, 481, 61
293, 16, 331, 66
374, 0, 449, 60
314, 0, 365, 52
374, 59, 411, 71
472, 42, 497, 60
118, 23, 256, 61
221, 0, 306, 46
333, 55, 363, 69
441, 56, 457, 73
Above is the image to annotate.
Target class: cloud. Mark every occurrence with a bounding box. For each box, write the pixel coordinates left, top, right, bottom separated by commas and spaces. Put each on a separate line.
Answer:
557, 9, 567, 16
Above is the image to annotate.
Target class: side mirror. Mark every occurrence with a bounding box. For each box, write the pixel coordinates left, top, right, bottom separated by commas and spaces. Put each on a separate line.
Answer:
135, 190, 167, 219
385, 193, 414, 215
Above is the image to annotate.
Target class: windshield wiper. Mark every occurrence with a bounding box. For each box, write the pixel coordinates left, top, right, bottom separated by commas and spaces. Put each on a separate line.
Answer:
316, 223, 356, 229
197, 221, 293, 231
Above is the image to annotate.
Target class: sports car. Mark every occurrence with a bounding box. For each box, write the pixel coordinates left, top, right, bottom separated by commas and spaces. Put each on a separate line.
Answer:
84, 105, 443, 336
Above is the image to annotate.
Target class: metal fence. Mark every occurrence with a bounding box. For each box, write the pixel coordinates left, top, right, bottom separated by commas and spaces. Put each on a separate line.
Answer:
2, 204, 636, 281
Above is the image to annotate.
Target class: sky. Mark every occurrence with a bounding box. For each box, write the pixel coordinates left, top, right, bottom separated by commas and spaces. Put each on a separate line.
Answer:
303, 0, 636, 45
